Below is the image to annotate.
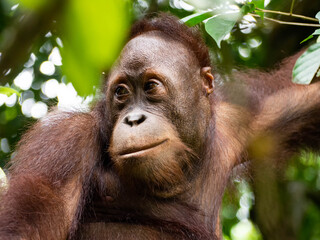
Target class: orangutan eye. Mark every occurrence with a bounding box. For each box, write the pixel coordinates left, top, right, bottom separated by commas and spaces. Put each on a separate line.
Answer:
115, 85, 129, 97
144, 80, 159, 93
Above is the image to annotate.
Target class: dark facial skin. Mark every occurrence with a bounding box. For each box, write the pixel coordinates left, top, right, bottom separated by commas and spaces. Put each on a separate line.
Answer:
107, 31, 214, 198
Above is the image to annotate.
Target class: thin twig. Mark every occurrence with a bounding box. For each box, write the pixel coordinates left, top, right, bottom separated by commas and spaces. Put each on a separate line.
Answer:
255, 8, 319, 22
289, 0, 295, 16
250, 13, 320, 27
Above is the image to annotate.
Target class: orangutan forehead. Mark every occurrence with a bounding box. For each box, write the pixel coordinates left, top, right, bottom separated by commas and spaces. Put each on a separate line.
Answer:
117, 31, 200, 72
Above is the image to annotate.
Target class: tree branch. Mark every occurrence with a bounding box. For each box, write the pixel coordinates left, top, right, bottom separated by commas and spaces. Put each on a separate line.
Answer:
250, 13, 320, 28
255, 8, 319, 23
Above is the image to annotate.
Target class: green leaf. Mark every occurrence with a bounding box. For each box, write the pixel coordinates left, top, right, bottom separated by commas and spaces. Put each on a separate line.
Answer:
181, 11, 213, 27
316, 11, 320, 23
252, 0, 265, 9
0, 87, 20, 96
293, 42, 320, 84
61, 0, 129, 96
300, 35, 313, 44
300, 29, 320, 44
241, 3, 255, 15
313, 29, 320, 35
205, 12, 241, 48
252, 0, 265, 19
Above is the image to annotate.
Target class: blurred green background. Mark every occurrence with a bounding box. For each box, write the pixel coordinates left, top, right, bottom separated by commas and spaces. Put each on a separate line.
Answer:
0, 1, 320, 239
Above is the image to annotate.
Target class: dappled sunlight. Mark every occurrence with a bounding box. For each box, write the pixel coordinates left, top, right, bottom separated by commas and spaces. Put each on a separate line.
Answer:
24, 53, 36, 68
0, 138, 10, 153
239, 15, 257, 34
5, 94, 17, 107
21, 98, 47, 118
248, 38, 262, 48
170, 0, 194, 11
0, 94, 6, 106
41, 78, 59, 98
238, 45, 251, 59
49, 47, 62, 66
40, 61, 55, 76
222, 180, 262, 240
56, 82, 92, 109
230, 220, 261, 240
21, 98, 35, 117
13, 68, 34, 90
0, 30, 92, 120
30, 101, 48, 118
0, 167, 7, 189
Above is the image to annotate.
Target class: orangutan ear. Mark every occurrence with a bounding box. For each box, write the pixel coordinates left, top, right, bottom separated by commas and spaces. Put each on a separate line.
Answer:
201, 67, 214, 96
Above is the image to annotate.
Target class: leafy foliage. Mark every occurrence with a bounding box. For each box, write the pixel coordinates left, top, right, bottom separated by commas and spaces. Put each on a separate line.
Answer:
252, 0, 264, 19
293, 43, 320, 84
61, 0, 129, 96
300, 11, 320, 43
0, 87, 19, 97
317, 11, 320, 22
204, 12, 241, 48
182, 3, 320, 84
181, 11, 213, 27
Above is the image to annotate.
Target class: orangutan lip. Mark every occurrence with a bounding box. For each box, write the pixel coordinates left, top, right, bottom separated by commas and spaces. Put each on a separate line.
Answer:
119, 139, 168, 156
